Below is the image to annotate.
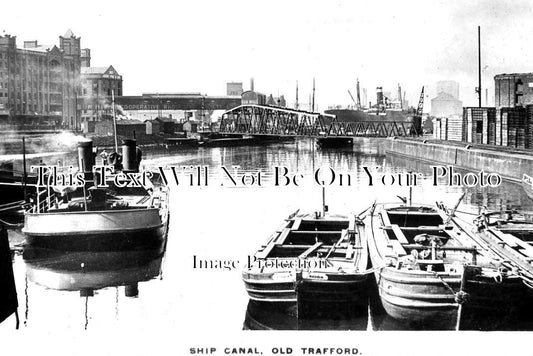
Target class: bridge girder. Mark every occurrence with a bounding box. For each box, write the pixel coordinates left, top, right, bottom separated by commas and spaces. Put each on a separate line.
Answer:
219, 104, 419, 138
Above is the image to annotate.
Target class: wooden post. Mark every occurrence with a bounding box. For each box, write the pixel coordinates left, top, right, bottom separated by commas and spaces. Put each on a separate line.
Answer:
21, 137, 27, 202
295, 270, 303, 319
455, 265, 475, 331
322, 186, 326, 216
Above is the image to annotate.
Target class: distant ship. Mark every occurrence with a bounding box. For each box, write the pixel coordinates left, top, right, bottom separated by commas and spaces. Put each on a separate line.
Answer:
325, 85, 420, 123
324, 107, 414, 122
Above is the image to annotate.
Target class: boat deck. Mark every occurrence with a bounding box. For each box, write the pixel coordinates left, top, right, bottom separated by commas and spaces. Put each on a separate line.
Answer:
468, 211, 533, 286
243, 212, 369, 304
366, 203, 530, 328
36, 182, 154, 214
255, 214, 363, 270
374, 206, 485, 271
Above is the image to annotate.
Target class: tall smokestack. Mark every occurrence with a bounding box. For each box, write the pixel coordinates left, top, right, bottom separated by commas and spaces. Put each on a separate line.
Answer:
478, 25, 482, 107
250, 78, 254, 91
122, 139, 138, 173
398, 83, 403, 109
77, 140, 94, 183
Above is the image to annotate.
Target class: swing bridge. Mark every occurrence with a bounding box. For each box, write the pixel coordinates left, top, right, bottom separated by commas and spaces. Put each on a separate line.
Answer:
218, 105, 420, 138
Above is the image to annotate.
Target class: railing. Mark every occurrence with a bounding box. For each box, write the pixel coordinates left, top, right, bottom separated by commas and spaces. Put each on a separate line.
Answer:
32, 165, 75, 214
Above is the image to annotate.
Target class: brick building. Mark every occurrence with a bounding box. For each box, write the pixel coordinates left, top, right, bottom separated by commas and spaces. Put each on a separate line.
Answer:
115, 93, 240, 123
226, 82, 243, 96
0, 30, 81, 127
494, 73, 533, 108
241, 90, 266, 105
79, 65, 123, 124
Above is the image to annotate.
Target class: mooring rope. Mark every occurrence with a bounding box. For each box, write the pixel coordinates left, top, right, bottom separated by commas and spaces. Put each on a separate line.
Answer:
453, 209, 482, 216
361, 264, 387, 275
430, 270, 456, 295
429, 270, 470, 304
0, 218, 23, 228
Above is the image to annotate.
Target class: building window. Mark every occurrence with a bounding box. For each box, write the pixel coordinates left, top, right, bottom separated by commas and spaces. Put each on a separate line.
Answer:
476, 121, 483, 134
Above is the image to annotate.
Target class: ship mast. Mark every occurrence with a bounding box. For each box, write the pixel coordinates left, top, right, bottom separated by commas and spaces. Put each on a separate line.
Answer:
312, 77, 316, 112
295, 80, 299, 110
111, 89, 118, 153
356, 78, 361, 110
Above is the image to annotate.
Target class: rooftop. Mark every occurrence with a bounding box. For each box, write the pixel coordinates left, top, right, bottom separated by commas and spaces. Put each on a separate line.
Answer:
81, 67, 109, 75
142, 93, 203, 97
432, 92, 462, 101
81, 65, 121, 77
63, 29, 75, 38
495, 73, 533, 78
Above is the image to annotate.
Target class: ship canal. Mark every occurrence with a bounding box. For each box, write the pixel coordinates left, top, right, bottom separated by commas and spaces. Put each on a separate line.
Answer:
2, 138, 533, 332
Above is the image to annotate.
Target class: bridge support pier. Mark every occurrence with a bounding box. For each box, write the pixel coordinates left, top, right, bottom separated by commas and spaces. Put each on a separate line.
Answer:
317, 137, 353, 148
250, 135, 294, 142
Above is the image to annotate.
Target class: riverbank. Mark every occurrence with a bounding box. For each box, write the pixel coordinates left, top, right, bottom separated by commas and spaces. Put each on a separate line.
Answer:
386, 138, 532, 183
0, 131, 184, 155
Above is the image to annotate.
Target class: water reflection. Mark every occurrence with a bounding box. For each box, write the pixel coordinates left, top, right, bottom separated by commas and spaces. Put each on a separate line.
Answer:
23, 245, 164, 292
245, 274, 533, 331
3, 137, 533, 332
21, 239, 166, 329
243, 300, 368, 331
387, 154, 533, 212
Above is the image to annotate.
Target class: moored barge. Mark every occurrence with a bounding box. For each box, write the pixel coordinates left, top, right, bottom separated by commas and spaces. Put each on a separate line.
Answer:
366, 200, 529, 329
242, 210, 368, 310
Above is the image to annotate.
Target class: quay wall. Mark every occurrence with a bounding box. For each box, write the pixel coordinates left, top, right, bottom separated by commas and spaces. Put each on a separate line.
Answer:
386, 138, 533, 183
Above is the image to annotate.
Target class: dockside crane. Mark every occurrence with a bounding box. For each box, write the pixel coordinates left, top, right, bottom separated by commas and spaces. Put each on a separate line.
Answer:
348, 90, 357, 108
356, 78, 362, 110
412, 86, 425, 135
416, 86, 425, 116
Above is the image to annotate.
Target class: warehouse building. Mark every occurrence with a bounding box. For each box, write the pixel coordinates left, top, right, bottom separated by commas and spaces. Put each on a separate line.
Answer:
430, 92, 463, 117
0, 30, 81, 127
433, 73, 533, 149
494, 73, 533, 108
79, 65, 123, 124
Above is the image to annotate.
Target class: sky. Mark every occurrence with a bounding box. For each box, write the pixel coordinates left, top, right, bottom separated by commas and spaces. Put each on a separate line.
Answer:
3, 0, 533, 111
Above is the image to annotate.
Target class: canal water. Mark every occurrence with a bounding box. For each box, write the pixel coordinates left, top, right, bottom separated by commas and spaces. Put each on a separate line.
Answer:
2, 138, 533, 334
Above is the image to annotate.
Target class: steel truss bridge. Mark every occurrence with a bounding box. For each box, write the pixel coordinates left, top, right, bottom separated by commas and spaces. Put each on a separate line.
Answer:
219, 105, 420, 138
